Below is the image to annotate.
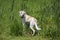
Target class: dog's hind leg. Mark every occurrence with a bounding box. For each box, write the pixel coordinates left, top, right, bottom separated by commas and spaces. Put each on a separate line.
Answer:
30, 22, 35, 36
35, 23, 41, 31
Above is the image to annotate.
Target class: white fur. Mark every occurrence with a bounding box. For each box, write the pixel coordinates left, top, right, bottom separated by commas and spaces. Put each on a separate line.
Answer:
19, 10, 41, 36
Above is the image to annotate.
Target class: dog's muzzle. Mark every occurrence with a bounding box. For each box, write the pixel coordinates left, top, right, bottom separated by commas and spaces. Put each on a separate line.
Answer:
21, 15, 25, 18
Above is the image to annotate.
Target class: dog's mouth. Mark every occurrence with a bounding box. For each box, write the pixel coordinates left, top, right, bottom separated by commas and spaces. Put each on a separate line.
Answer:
21, 15, 25, 18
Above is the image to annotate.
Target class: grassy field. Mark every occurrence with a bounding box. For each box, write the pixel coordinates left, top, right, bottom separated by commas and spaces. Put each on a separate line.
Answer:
0, 0, 60, 40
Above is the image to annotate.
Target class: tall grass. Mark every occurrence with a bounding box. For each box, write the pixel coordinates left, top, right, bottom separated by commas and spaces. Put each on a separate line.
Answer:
0, 0, 60, 40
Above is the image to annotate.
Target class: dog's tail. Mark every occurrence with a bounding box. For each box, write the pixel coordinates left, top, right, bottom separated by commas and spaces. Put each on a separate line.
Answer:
35, 23, 41, 30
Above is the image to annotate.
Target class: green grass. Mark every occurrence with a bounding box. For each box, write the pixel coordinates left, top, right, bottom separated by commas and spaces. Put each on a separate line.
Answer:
0, 0, 60, 40
0, 34, 60, 40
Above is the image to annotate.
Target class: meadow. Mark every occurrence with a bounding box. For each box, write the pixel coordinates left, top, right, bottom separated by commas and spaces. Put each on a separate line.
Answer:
0, 0, 60, 40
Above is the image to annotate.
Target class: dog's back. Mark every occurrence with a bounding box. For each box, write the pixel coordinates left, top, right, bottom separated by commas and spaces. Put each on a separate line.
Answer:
24, 15, 37, 23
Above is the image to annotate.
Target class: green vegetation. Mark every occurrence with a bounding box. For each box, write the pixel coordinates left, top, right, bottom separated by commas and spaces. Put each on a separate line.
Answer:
0, 0, 60, 40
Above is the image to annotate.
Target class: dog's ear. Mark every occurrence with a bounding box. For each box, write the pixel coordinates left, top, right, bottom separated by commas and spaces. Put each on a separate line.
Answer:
19, 11, 21, 14
22, 11, 26, 14
19, 11, 23, 14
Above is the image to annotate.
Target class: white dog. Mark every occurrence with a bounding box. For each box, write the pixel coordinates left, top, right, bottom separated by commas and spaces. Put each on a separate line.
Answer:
19, 10, 41, 36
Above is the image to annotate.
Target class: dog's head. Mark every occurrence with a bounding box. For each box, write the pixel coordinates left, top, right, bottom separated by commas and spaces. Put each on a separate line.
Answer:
19, 10, 26, 18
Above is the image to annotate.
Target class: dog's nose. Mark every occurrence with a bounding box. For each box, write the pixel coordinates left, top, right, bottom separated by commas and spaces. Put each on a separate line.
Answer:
21, 15, 24, 18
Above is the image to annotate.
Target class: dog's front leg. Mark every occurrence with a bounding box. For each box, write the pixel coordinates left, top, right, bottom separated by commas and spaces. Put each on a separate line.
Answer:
21, 18, 26, 34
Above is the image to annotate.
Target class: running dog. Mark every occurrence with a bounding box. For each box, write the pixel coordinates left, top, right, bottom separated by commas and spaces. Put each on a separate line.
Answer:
19, 10, 41, 36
